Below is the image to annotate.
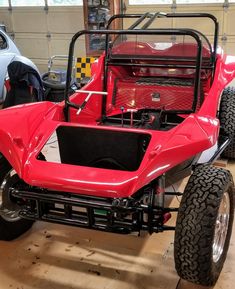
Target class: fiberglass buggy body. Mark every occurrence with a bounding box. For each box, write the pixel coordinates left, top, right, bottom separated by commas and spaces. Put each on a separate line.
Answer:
0, 12, 235, 286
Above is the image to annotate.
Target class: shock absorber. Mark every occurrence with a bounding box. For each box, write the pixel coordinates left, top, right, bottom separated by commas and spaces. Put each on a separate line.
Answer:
147, 175, 166, 233
156, 175, 172, 227
155, 174, 165, 208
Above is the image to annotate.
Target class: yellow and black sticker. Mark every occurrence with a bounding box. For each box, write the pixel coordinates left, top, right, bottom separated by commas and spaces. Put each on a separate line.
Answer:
76, 57, 96, 81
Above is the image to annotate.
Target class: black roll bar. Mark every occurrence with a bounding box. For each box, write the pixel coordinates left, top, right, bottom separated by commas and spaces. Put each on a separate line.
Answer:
128, 12, 151, 30
141, 12, 162, 30
107, 12, 218, 65
106, 13, 150, 29
64, 28, 202, 121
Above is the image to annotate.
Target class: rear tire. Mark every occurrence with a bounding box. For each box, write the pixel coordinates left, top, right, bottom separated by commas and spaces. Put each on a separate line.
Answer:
219, 86, 235, 159
174, 165, 234, 286
0, 154, 34, 241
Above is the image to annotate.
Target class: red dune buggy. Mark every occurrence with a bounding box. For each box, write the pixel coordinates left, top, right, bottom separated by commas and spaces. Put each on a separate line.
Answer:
0, 12, 235, 286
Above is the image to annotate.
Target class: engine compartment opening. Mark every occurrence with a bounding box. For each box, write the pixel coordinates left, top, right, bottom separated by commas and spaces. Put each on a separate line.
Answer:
39, 126, 151, 171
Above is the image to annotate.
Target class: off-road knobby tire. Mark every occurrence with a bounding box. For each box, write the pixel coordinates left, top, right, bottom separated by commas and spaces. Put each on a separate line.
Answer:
174, 165, 234, 286
0, 154, 34, 241
219, 86, 235, 159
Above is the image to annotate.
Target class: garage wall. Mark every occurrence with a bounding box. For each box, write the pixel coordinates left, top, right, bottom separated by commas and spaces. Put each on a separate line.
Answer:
0, 6, 85, 72
0, 2, 235, 72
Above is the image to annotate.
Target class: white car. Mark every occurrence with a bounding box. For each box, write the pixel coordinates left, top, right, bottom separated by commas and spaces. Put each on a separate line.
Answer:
0, 27, 38, 103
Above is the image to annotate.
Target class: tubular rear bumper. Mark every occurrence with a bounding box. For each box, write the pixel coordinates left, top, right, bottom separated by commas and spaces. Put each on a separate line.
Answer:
11, 187, 176, 234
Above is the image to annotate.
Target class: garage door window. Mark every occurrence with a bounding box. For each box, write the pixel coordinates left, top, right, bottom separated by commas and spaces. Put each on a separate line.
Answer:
129, 0, 225, 3
48, 0, 83, 5
11, 0, 45, 6
129, 0, 171, 4
0, 0, 8, 6
177, 0, 223, 3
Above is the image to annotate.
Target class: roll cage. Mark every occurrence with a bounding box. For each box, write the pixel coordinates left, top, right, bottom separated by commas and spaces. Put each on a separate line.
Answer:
64, 12, 219, 122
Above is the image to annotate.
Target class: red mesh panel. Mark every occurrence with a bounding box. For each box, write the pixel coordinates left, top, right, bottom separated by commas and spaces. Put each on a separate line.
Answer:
111, 78, 195, 111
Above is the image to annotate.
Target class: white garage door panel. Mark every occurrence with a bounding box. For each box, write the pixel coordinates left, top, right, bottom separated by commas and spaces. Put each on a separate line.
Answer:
224, 37, 235, 54
14, 34, 49, 59
48, 8, 84, 33
126, 5, 172, 13
50, 34, 86, 56
173, 17, 222, 36
12, 10, 47, 33
0, 9, 12, 31
50, 38, 71, 56
225, 9, 235, 35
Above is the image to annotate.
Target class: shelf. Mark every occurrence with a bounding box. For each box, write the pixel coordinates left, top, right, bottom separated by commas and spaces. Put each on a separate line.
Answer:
88, 21, 106, 24
84, 0, 122, 57
88, 5, 109, 9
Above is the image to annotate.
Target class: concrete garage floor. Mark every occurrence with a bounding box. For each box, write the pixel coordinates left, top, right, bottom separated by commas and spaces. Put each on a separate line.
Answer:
0, 162, 235, 289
